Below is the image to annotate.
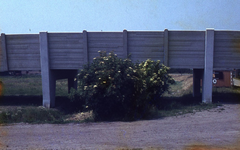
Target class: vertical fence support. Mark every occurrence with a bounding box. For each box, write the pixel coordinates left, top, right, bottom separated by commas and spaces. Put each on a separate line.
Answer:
1, 33, 8, 71
193, 69, 203, 97
164, 29, 169, 66
202, 29, 214, 103
68, 70, 78, 93
123, 29, 128, 58
39, 32, 56, 108
83, 30, 89, 64
68, 77, 77, 93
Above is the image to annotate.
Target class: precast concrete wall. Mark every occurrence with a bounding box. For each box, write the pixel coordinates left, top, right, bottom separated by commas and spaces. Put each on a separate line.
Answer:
1, 29, 240, 107
1, 30, 240, 72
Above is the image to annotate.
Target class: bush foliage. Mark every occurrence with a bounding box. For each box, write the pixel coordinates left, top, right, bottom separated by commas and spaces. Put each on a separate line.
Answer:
69, 51, 174, 121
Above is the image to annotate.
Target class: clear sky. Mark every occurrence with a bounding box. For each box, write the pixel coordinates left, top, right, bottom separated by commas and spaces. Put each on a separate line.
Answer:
0, 0, 240, 34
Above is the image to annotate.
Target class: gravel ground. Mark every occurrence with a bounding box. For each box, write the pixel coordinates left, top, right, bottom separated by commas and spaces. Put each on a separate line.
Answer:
0, 104, 239, 150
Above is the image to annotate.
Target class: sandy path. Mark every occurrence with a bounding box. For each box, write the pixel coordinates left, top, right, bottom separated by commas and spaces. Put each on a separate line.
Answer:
0, 104, 240, 150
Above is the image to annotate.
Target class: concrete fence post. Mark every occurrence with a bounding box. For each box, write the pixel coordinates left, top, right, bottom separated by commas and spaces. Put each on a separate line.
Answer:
202, 28, 214, 103
123, 29, 128, 58
1, 33, 9, 71
83, 30, 89, 64
39, 32, 56, 108
164, 29, 169, 66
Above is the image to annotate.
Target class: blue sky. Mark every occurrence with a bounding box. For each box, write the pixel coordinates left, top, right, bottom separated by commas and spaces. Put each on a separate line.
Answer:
0, 0, 240, 34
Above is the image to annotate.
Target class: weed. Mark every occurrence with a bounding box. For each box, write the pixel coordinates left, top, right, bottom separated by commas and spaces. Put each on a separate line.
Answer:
0, 106, 64, 124
0, 71, 235, 124
1, 75, 68, 96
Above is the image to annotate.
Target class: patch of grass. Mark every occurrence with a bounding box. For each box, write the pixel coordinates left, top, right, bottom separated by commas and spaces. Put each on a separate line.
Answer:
0, 106, 65, 124
1, 75, 68, 96
0, 74, 239, 124
154, 102, 221, 118
212, 87, 240, 104
0, 99, 222, 124
163, 79, 193, 97
55, 79, 68, 96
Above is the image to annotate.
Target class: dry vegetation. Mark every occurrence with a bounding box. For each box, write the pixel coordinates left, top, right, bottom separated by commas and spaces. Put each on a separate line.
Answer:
0, 74, 240, 149
0, 74, 238, 123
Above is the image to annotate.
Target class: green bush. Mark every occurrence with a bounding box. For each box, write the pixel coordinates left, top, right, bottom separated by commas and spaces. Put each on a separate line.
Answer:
69, 51, 174, 121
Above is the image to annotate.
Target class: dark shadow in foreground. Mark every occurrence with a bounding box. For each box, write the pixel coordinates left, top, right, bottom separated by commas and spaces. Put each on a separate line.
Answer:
0, 91, 239, 117
0, 96, 77, 114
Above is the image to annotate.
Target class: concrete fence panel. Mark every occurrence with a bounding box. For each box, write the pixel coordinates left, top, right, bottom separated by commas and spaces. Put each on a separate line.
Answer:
214, 31, 240, 69
168, 31, 205, 69
88, 32, 124, 63
48, 33, 84, 70
128, 31, 164, 63
5, 34, 40, 70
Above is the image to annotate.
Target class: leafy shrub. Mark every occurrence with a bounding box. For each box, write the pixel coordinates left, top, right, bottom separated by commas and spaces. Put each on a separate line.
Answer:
131, 59, 174, 118
69, 51, 174, 121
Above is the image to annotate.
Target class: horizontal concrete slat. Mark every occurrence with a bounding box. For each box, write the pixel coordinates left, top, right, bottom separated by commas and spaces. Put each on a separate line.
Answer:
6, 35, 39, 44
49, 49, 83, 53
7, 44, 39, 50
88, 42, 123, 48
48, 43, 83, 49
128, 31, 164, 38
48, 33, 82, 38
169, 51, 205, 55
169, 46, 204, 51
87, 32, 123, 38
50, 55, 82, 60
50, 61, 83, 70
8, 60, 41, 70
169, 58, 204, 68
128, 36, 164, 40
169, 31, 205, 41
169, 41, 204, 46
131, 57, 164, 63
128, 42, 162, 47
128, 47, 164, 53
48, 38, 83, 43
7, 49, 39, 55
8, 54, 40, 59
88, 47, 123, 52
129, 51, 164, 57
214, 47, 240, 52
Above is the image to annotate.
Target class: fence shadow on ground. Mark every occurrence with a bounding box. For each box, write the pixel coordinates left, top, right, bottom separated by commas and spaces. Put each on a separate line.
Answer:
0, 92, 239, 114
0, 96, 75, 113
212, 92, 240, 104
158, 91, 240, 110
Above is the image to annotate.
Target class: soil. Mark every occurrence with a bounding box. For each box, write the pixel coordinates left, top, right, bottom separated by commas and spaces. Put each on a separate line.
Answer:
0, 104, 240, 150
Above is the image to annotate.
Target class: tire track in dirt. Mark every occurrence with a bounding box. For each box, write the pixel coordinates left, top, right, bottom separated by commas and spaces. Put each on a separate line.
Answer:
0, 104, 239, 150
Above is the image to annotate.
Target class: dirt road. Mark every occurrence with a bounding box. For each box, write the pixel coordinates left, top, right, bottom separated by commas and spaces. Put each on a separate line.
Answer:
0, 104, 240, 150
